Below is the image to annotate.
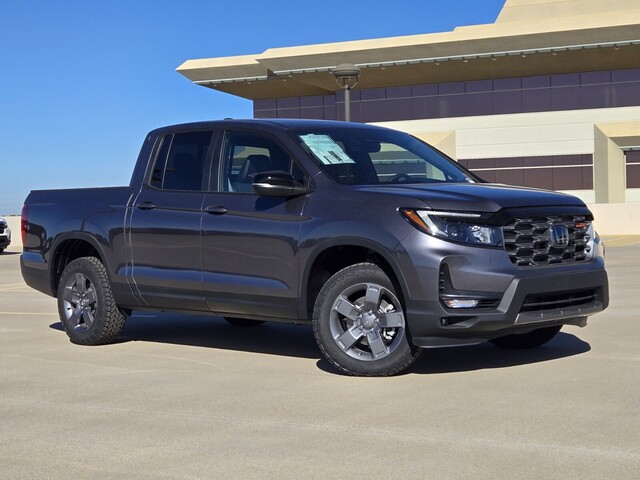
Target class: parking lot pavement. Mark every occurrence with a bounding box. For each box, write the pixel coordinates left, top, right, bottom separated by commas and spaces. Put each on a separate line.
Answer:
1, 244, 638, 480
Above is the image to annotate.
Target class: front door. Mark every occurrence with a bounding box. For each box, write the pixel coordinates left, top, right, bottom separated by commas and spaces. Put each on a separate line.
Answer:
201, 130, 308, 320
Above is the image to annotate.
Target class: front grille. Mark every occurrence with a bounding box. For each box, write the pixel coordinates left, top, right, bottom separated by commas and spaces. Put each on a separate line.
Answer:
0, 224, 5, 235
520, 289, 597, 313
503, 215, 591, 267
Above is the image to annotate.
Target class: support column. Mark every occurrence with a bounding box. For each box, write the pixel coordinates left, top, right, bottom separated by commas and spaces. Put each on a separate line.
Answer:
412, 131, 457, 159
594, 126, 626, 204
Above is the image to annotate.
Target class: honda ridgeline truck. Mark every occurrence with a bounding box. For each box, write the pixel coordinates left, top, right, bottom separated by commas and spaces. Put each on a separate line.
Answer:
21, 119, 609, 376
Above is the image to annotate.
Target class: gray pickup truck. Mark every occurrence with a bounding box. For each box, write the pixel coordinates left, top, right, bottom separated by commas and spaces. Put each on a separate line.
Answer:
21, 119, 608, 376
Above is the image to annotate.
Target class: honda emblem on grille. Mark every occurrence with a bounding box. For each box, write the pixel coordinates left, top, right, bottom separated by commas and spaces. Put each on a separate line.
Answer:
550, 225, 570, 248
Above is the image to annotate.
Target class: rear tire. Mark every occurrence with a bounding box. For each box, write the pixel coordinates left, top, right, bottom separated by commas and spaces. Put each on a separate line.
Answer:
312, 263, 421, 376
490, 325, 561, 349
57, 257, 126, 345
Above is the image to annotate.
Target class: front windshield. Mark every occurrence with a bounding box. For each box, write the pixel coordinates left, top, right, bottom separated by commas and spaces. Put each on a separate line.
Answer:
292, 126, 477, 186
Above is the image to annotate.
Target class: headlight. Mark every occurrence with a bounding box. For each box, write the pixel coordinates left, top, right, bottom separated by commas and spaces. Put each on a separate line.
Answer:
400, 209, 503, 247
585, 222, 604, 260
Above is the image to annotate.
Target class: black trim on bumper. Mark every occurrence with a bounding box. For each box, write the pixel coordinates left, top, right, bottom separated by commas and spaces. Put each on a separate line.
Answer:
406, 268, 608, 347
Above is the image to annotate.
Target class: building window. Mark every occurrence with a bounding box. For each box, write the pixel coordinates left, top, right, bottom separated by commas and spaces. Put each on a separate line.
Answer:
458, 155, 593, 191
626, 151, 640, 188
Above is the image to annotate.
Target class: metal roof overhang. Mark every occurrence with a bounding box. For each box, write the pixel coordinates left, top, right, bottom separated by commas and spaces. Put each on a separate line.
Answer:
177, 25, 640, 100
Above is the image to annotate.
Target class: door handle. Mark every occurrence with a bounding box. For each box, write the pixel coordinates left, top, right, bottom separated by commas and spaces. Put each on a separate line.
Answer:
204, 205, 228, 215
135, 201, 156, 210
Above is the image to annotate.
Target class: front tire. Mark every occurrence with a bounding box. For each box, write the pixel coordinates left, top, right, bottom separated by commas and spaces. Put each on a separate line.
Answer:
490, 325, 562, 349
312, 263, 421, 376
57, 257, 126, 345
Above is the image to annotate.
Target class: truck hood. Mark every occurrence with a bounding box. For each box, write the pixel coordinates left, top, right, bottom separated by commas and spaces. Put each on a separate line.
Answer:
354, 183, 586, 213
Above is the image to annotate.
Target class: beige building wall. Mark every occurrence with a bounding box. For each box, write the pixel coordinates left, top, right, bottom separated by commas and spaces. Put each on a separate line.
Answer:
373, 106, 640, 161
373, 107, 640, 235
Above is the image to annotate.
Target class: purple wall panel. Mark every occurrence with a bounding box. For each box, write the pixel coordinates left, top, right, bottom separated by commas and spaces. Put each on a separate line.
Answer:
387, 86, 412, 98
551, 73, 580, 87
522, 88, 552, 112
522, 75, 551, 88
494, 77, 521, 91
361, 88, 386, 101
276, 97, 300, 109
496, 169, 525, 186
380, 98, 414, 121
612, 68, 640, 82
254, 68, 640, 122
466, 79, 493, 93
323, 105, 336, 120
612, 82, 640, 107
465, 92, 493, 116
439, 82, 465, 95
476, 170, 496, 183
494, 90, 522, 114
581, 71, 611, 85
553, 167, 584, 190
523, 168, 553, 190
552, 86, 581, 110
581, 85, 611, 109
412, 84, 438, 96
360, 99, 384, 120
439, 94, 467, 117
496, 157, 523, 168
523, 156, 552, 167
300, 96, 324, 107
254, 99, 277, 110
299, 107, 324, 119
467, 158, 495, 169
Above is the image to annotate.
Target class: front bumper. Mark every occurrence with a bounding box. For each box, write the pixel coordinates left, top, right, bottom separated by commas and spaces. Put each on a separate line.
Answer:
406, 268, 608, 347
395, 231, 608, 348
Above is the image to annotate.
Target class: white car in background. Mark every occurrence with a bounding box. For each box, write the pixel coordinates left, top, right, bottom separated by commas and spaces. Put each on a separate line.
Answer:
0, 218, 11, 253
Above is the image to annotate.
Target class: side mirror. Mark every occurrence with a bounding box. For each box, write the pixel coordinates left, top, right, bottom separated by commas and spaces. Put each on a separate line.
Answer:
253, 171, 309, 197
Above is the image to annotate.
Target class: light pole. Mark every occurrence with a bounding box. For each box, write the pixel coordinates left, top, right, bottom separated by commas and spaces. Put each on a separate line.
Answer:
331, 63, 361, 122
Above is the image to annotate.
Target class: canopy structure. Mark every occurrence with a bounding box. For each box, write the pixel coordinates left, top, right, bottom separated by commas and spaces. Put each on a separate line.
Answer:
177, 0, 640, 100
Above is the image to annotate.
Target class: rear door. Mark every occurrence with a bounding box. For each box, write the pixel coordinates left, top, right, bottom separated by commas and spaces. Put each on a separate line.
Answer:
201, 129, 308, 320
128, 129, 215, 310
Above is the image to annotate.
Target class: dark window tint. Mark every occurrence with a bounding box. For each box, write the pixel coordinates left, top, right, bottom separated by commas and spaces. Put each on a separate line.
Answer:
150, 131, 213, 191
221, 132, 304, 193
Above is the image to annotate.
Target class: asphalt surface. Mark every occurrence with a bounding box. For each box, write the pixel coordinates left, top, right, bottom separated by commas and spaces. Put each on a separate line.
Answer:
0, 238, 638, 479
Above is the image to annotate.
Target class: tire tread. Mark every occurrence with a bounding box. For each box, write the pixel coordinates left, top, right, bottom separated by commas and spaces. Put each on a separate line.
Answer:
58, 256, 126, 345
312, 262, 421, 377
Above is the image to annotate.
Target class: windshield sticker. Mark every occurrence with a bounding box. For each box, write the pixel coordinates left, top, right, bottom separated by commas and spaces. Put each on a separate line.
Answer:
300, 134, 355, 165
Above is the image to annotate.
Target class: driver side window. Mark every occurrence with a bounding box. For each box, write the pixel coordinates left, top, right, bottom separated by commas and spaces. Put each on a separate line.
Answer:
220, 132, 305, 193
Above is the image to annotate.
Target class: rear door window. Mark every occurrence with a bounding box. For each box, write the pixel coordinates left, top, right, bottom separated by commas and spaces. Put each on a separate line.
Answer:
150, 131, 214, 191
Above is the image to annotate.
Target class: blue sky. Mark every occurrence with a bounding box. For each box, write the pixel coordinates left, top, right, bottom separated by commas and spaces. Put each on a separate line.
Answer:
0, 0, 505, 214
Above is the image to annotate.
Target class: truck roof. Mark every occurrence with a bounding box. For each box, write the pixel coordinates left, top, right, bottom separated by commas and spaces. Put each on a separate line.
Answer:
148, 118, 385, 136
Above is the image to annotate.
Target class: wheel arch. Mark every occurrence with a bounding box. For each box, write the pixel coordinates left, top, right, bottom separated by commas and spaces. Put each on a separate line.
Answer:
49, 233, 110, 296
301, 238, 409, 319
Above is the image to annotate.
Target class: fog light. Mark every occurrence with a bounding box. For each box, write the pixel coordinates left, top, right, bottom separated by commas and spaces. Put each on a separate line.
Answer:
443, 299, 480, 309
